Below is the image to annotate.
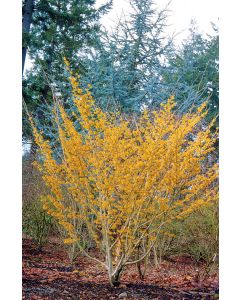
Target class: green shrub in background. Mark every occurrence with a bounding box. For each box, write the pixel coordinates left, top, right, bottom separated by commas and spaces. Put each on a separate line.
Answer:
22, 154, 55, 249
157, 204, 219, 280
133, 204, 218, 282
23, 199, 53, 249
176, 205, 218, 265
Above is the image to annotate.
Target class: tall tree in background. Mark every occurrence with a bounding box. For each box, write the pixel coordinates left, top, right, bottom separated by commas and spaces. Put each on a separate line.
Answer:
81, 0, 173, 113
162, 21, 219, 121
23, 0, 112, 141
22, 0, 35, 75
80, 9, 218, 119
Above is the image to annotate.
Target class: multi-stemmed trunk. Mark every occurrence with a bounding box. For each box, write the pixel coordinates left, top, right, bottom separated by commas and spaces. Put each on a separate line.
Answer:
105, 243, 154, 286
103, 230, 125, 286
108, 265, 124, 287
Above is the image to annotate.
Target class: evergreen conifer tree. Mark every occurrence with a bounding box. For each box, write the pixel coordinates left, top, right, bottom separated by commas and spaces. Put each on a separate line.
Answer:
23, 0, 112, 141
162, 20, 219, 120
81, 0, 173, 113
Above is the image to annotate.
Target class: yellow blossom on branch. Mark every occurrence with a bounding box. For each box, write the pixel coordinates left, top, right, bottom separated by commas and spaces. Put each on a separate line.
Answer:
31, 72, 218, 286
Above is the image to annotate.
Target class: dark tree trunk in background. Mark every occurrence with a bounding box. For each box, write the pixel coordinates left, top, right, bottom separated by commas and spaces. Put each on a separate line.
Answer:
22, 0, 34, 75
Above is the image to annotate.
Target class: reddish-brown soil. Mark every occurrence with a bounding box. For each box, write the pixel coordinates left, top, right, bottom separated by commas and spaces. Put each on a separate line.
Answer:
22, 239, 219, 299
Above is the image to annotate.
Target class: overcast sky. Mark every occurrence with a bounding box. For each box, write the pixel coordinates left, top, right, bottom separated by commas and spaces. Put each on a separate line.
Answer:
96, 0, 219, 42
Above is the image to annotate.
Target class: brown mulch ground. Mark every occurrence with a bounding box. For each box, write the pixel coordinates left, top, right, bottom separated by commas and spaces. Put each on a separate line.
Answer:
22, 239, 219, 299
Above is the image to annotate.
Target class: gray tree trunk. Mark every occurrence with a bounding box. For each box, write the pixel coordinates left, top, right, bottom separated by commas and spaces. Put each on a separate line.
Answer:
22, 0, 34, 75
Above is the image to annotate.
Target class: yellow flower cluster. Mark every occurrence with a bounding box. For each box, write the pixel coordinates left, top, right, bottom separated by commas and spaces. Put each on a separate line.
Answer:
31, 71, 218, 264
